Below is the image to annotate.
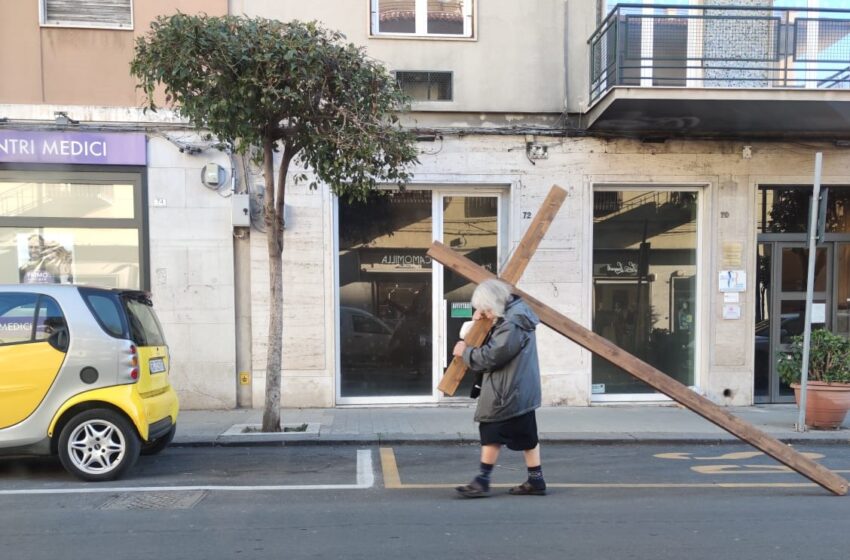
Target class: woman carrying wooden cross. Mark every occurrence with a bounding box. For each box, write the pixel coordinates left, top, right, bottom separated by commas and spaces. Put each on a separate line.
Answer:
452, 278, 546, 498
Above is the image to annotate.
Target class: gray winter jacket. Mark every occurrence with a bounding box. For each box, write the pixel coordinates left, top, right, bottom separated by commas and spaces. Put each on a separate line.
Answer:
462, 296, 541, 423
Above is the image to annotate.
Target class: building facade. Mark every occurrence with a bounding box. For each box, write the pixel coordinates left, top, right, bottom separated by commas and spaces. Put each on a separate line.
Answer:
0, 0, 239, 408
3, 0, 850, 409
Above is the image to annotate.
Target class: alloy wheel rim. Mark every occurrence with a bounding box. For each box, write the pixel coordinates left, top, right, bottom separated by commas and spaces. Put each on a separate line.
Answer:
67, 419, 126, 475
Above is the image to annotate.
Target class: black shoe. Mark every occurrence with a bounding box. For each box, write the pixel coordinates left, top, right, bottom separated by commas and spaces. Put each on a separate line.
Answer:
455, 479, 490, 498
508, 481, 546, 496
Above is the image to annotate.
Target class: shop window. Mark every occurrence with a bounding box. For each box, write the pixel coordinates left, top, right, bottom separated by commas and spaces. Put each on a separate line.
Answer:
41, 0, 133, 29
0, 172, 143, 290
1, 227, 140, 288
371, 0, 473, 38
757, 187, 810, 234
338, 191, 433, 398
592, 189, 699, 396
395, 71, 453, 101
352, 313, 392, 335
758, 186, 850, 235
0, 182, 134, 219
825, 187, 850, 233
593, 191, 622, 218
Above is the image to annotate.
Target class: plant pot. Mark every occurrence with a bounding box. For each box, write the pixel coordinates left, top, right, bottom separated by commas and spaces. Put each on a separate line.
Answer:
791, 382, 850, 430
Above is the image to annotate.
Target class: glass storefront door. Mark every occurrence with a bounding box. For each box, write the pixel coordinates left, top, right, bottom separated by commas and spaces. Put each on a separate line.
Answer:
754, 186, 850, 403
591, 188, 699, 398
439, 194, 499, 398
755, 243, 831, 403
336, 188, 504, 403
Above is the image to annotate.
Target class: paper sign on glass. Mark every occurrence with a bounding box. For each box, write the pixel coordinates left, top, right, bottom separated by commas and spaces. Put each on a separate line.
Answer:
811, 303, 826, 324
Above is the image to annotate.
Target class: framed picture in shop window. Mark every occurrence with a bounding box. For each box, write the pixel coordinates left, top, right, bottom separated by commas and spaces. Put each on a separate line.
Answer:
16, 232, 75, 285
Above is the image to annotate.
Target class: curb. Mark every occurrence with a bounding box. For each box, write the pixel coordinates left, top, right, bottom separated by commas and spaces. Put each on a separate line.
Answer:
171, 433, 850, 447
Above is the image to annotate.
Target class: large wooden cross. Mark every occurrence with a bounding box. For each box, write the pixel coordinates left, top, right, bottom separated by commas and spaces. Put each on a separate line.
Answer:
430, 185, 849, 496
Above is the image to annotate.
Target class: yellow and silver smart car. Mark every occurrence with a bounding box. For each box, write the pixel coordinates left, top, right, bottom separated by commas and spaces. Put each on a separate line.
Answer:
0, 285, 179, 481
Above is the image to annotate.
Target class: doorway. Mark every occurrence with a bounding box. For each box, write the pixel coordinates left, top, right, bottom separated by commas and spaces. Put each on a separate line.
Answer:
754, 243, 830, 403
336, 187, 506, 404
754, 186, 850, 403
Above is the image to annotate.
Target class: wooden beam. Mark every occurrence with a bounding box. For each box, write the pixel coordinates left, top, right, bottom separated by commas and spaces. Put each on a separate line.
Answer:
427, 241, 849, 496
437, 185, 568, 396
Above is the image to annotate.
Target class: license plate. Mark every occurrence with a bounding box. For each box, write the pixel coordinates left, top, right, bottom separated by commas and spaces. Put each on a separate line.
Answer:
149, 358, 166, 374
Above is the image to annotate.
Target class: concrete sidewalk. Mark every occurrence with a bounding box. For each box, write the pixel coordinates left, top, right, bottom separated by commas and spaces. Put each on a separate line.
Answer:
172, 404, 850, 446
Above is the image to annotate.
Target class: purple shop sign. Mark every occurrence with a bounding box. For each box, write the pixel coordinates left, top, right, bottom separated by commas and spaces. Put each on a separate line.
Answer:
0, 130, 146, 166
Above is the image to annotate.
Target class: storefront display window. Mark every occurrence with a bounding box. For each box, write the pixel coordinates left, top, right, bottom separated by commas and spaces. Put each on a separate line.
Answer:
338, 191, 433, 398
0, 171, 144, 290
0, 181, 135, 219
592, 189, 699, 396
0, 227, 140, 288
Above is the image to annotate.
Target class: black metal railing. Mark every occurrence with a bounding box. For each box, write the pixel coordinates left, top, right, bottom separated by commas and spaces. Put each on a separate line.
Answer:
589, 3, 850, 104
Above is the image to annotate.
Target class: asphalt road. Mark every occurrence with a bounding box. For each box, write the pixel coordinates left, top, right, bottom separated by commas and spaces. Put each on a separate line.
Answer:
1, 443, 849, 560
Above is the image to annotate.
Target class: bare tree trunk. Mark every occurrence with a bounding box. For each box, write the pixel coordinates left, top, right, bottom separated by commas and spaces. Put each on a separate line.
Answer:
261, 137, 289, 432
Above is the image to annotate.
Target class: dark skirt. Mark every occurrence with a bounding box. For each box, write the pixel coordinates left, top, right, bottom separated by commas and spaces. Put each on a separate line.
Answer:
479, 410, 539, 451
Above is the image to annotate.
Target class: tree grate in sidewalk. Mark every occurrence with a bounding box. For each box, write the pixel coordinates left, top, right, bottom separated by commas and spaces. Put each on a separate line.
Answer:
99, 491, 208, 510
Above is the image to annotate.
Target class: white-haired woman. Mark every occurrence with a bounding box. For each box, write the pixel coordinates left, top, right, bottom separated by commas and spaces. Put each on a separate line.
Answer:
452, 279, 545, 498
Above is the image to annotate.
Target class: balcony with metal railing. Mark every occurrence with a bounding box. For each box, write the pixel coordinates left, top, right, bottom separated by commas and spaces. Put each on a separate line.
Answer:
584, 3, 850, 138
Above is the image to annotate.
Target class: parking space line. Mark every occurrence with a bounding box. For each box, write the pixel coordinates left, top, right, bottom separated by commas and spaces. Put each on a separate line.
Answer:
384, 482, 818, 489
379, 447, 402, 489
0, 449, 374, 496
378, 447, 820, 490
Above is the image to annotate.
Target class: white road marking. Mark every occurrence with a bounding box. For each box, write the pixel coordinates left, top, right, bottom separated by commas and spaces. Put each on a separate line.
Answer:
356, 448, 374, 488
0, 449, 374, 496
655, 451, 825, 461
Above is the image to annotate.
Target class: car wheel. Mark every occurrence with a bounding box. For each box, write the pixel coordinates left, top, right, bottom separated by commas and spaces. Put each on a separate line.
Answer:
140, 424, 176, 456
58, 409, 141, 482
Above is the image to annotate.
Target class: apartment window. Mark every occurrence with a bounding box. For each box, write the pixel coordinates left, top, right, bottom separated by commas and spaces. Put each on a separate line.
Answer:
395, 71, 453, 101
371, 0, 473, 38
41, 0, 133, 30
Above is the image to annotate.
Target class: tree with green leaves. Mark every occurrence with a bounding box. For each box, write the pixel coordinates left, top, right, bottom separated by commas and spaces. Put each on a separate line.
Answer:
132, 14, 418, 431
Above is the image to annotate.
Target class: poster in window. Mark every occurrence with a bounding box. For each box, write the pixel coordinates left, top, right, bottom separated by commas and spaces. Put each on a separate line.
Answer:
17, 232, 74, 284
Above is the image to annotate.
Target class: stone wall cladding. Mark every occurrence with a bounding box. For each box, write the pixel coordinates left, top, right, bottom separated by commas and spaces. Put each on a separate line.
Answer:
147, 135, 237, 410
248, 133, 850, 408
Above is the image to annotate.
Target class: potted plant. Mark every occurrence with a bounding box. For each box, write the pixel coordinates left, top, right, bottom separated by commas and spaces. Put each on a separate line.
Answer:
777, 328, 850, 429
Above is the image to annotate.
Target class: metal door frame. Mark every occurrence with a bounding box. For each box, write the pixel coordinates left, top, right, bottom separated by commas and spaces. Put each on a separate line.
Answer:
432, 188, 509, 402
333, 186, 508, 405
590, 184, 705, 402
763, 241, 832, 403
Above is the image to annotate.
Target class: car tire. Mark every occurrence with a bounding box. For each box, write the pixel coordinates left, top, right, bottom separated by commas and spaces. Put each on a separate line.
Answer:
58, 409, 141, 482
140, 424, 176, 456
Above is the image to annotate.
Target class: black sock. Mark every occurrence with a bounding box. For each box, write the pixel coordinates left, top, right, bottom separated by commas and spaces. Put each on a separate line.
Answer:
527, 465, 545, 489
474, 462, 494, 489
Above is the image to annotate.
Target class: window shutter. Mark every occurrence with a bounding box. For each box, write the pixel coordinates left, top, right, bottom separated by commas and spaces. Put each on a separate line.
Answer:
43, 0, 132, 28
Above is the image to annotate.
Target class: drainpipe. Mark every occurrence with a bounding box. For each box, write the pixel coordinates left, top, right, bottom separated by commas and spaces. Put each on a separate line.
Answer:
232, 153, 253, 408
